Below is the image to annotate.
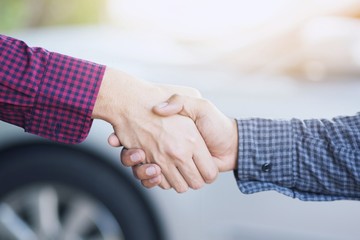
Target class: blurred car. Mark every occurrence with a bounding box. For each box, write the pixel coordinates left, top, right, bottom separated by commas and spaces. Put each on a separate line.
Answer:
0, 26, 359, 240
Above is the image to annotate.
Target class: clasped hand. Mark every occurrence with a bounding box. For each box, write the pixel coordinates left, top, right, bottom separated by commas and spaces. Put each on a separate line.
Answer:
93, 68, 238, 193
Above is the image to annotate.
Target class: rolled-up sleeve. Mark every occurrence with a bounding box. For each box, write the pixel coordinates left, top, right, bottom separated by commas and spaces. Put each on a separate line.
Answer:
0, 34, 105, 144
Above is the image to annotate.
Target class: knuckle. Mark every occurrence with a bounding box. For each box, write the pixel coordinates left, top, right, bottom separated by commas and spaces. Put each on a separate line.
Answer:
166, 147, 187, 161
174, 156, 187, 166
203, 168, 219, 184
186, 135, 197, 145
166, 141, 196, 160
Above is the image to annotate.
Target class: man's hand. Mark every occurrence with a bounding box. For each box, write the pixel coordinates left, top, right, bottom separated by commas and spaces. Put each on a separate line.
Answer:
154, 95, 239, 172
92, 68, 219, 192
111, 94, 239, 189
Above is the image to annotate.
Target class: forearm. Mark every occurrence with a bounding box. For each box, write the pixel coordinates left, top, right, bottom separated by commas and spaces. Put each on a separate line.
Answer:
235, 113, 360, 201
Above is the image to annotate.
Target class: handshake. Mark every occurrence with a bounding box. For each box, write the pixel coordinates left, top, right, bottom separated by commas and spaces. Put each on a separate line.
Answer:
92, 68, 239, 193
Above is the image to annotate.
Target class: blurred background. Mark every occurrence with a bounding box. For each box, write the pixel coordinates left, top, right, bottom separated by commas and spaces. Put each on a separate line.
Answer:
1, 0, 360, 240
1, 0, 360, 82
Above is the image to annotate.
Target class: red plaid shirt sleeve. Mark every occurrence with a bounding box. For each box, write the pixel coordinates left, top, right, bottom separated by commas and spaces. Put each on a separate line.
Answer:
0, 34, 105, 144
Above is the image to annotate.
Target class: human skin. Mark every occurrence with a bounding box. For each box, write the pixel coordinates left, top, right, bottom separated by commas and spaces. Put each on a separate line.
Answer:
92, 68, 220, 192
108, 94, 239, 190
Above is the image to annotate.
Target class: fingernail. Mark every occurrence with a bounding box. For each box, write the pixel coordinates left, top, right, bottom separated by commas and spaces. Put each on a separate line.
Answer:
156, 102, 168, 108
146, 166, 156, 176
130, 153, 141, 162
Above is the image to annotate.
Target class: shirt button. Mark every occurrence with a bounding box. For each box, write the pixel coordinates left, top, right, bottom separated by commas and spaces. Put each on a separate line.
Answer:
261, 163, 272, 172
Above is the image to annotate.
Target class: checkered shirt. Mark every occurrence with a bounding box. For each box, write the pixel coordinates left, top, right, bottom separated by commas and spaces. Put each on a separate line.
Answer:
236, 113, 360, 201
0, 34, 105, 143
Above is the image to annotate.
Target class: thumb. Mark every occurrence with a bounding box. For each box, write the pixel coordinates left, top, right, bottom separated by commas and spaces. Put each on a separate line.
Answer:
108, 132, 122, 147
153, 94, 196, 120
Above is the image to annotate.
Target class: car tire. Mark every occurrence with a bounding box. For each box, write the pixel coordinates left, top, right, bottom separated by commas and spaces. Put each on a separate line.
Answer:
0, 142, 164, 240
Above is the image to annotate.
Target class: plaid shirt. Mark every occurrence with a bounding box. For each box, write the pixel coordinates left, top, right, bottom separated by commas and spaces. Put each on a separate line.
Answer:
236, 114, 360, 201
0, 34, 105, 144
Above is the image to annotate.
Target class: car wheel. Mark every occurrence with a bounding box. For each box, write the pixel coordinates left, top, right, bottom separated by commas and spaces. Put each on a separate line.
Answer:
0, 143, 164, 240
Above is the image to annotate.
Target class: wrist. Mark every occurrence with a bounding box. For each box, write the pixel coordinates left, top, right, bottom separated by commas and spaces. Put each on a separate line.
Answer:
92, 68, 167, 126
93, 68, 142, 122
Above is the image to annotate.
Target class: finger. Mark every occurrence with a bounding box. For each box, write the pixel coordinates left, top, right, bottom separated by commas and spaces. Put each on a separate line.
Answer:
161, 165, 189, 193
141, 175, 162, 189
132, 164, 161, 180
192, 139, 219, 184
120, 148, 146, 167
175, 158, 205, 190
108, 133, 122, 147
158, 174, 171, 190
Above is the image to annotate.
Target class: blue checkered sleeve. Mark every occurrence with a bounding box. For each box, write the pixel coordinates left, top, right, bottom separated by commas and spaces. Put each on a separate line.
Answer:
235, 113, 360, 201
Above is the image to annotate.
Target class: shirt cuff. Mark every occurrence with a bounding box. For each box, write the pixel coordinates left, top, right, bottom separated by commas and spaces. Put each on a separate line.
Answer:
25, 52, 105, 144
235, 118, 297, 198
